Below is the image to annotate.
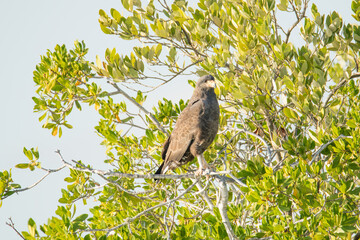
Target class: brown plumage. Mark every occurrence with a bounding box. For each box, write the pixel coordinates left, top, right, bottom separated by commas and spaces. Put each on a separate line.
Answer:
155, 75, 219, 177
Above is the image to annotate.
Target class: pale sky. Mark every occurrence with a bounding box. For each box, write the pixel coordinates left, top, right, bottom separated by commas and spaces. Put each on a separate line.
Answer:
0, 0, 356, 239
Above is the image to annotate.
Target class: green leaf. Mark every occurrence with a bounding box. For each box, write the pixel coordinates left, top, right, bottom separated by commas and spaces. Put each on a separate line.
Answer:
283, 108, 299, 120
122, 0, 134, 11
74, 214, 88, 222
308, 130, 320, 144
96, 55, 102, 68
273, 224, 284, 232
110, 8, 121, 22
75, 100, 82, 111
15, 163, 29, 169
247, 191, 260, 202
100, 24, 113, 34
106, 130, 118, 143
340, 225, 357, 232
347, 119, 357, 128
155, 44, 162, 57
28, 218, 36, 237
23, 147, 33, 160
38, 113, 47, 122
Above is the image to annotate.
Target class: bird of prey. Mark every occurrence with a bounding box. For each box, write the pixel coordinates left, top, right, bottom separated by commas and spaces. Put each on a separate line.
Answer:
154, 75, 219, 177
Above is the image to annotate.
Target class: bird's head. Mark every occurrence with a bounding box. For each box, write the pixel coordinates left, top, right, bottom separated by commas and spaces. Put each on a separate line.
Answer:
196, 75, 216, 90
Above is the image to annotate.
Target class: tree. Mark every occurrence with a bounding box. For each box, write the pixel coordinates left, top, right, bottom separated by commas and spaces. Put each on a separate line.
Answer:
2, 0, 360, 239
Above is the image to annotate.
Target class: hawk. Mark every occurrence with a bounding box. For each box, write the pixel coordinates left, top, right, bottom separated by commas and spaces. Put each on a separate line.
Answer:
154, 75, 219, 177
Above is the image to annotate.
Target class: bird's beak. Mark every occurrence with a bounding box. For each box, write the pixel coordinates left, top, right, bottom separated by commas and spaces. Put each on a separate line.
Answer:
207, 80, 216, 88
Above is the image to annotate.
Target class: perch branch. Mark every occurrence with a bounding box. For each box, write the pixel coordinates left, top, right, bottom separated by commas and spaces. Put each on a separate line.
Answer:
56, 150, 230, 180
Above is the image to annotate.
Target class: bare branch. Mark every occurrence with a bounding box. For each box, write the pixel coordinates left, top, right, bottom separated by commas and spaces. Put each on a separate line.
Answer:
163, 202, 173, 240
228, 173, 248, 188
107, 80, 168, 135
323, 73, 360, 108
285, 0, 309, 43
142, 59, 202, 93
82, 179, 199, 234
243, 130, 273, 166
1, 165, 66, 200
54, 150, 246, 202
6, 218, 25, 240
216, 177, 238, 240
323, 78, 347, 108
227, 128, 273, 166
310, 134, 353, 165
195, 180, 214, 211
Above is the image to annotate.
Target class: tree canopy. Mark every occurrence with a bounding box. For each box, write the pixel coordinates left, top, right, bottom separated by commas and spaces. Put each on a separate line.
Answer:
2, 0, 360, 239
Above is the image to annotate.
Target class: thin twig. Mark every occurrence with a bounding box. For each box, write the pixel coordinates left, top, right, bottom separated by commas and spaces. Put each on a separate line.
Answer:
164, 202, 173, 240
309, 134, 353, 165
228, 129, 273, 166
6, 218, 25, 240
285, 0, 309, 43
195, 180, 214, 211
323, 73, 360, 108
1, 165, 66, 200
83, 179, 199, 234
107, 80, 168, 135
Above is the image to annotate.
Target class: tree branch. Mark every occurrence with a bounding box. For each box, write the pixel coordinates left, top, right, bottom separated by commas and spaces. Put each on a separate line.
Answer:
82, 179, 199, 234
1, 165, 66, 200
323, 73, 360, 108
107, 80, 168, 135
285, 0, 309, 43
216, 177, 238, 240
195, 180, 214, 211
6, 218, 25, 240
228, 128, 273, 166
309, 134, 353, 165
56, 149, 230, 180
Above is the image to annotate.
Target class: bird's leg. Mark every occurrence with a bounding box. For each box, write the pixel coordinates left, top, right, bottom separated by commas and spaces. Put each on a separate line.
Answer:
201, 156, 211, 174
195, 155, 204, 176
195, 154, 211, 176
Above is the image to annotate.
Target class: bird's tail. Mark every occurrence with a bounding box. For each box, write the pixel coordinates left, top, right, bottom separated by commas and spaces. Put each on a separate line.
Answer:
154, 162, 165, 181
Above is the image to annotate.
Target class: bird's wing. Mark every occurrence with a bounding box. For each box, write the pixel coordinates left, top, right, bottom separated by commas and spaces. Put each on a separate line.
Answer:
163, 99, 203, 167
161, 136, 171, 160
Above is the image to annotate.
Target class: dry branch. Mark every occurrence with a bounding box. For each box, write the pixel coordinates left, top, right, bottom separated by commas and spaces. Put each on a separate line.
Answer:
6, 218, 25, 240
107, 80, 168, 135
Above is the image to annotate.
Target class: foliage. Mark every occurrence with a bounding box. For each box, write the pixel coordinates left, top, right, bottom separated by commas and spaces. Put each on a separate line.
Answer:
0, 170, 20, 207
2, 0, 360, 239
